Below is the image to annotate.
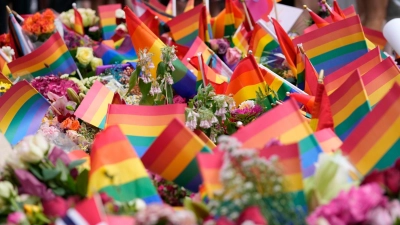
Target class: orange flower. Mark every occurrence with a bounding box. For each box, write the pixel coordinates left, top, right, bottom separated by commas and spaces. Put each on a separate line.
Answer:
41, 22, 55, 34
60, 118, 80, 131
31, 24, 41, 35
32, 12, 41, 22
42, 9, 55, 22
70, 120, 80, 131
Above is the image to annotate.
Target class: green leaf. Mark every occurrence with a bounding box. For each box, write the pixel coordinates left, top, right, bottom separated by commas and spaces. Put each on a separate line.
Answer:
29, 167, 44, 180
183, 198, 210, 221
76, 169, 89, 197
56, 160, 69, 182
139, 77, 152, 96
156, 62, 166, 79
42, 168, 60, 181
52, 187, 66, 196
65, 105, 75, 111
127, 67, 139, 96
166, 85, 173, 104
68, 159, 87, 170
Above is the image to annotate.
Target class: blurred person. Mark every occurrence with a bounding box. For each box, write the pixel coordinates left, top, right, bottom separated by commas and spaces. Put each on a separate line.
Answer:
357, 0, 400, 31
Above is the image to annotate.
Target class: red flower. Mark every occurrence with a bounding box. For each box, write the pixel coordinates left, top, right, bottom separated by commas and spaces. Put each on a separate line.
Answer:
384, 167, 400, 194
42, 196, 69, 218
361, 170, 385, 187
237, 206, 267, 225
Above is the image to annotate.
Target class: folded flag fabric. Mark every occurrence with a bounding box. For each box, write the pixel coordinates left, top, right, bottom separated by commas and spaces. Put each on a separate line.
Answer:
167, 4, 209, 47
314, 128, 342, 153
303, 53, 319, 96
260, 143, 307, 210
332, 0, 346, 18
0, 80, 50, 145
363, 27, 387, 50
74, 81, 114, 129
142, 118, 212, 192
106, 103, 186, 157
194, 129, 216, 149
341, 83, 400, 176
225, 54, 267, 105
0, 55, 10, 77
306, 8, 329, 28
139, 9, 162, 37
73, 7, 84, 35
183, 37, 213, 65
211, 0, 244, 39
292, 16, 368, 76
328, 69, 371, 141
125, 6, 197, 98
361, 57, 400, 107
304, 5, 356, 33
324, 47, 381, 95
197, 150, 224, 199
209, 52, 233, 80
8, 32, 77, 78
88, 125, 161, 203
310, 81, 334, 132
55, 196, 106, 225
232, 24, 250, 56
249, 24, 281, 64
94, 37, 137, 65
0, 72, 12, 86
98, 4, 121, 40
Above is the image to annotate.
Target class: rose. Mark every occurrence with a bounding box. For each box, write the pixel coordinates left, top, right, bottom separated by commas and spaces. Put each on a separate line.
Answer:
76, 47, 94, 66
226, 48, 241, 66
133, 199, 146, 211
90, 57, 103, 71
15, 134, 49, 163
6, 212, 26, 225
209, 39, 219, 52
115, 9, 126, 19
0, 181, 15, 199
6, 154, 26, 170
42, 196, 68, 218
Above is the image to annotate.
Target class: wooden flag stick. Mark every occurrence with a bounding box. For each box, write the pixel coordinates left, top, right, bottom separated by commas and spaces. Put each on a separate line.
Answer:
318, 69, 324, 83
241, 0, 254, 31
172, 0, 177, 17
273, 0, 278, 21
197, 52, 207, 88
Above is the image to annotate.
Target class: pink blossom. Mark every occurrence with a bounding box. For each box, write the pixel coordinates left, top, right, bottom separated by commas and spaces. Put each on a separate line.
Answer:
6, 212, 25, 225
38, 124, 60, 140
173, 95, 186, 104
31, 75, 80, 100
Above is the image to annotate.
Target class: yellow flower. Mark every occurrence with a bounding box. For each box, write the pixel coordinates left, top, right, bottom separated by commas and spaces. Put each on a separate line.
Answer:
76, 47, 93, 66
90, 57, 103, 71
0, 82, 11, 93
24, 204, 40, 216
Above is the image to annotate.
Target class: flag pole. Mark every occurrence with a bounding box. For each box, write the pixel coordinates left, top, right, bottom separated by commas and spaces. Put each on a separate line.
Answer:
197, 53, 207, 88
204, 0, 210, 17
0, 49, 11, 63
273, 0, 278, 21
240, 0, 254, 30
172, 0, 177, 16
318, 69, 324, 83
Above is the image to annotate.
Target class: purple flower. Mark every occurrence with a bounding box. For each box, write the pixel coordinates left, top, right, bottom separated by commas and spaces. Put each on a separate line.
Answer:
48, 147, 71, 166
216, 39, 229, 55
31, 75, 80, 100
14, 169, 56, 201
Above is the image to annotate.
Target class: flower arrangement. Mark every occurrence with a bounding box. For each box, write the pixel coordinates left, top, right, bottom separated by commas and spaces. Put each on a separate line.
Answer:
69, 47, 103, 78
22, 9, 56, 42
59, 8, 101, 41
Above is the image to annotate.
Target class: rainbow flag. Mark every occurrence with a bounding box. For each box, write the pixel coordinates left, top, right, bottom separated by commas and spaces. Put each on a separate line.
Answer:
333, 0, 346, 18
260, 143, 307, 210
8, 33, 77, 78
197, 150, 224, 199
98, 4, 121, 40
307, 9, 329, 28
225, 54, 267, 104
0, 56, 10, 77
106, 104, 186, 157
0, 81, 49, 145
361, 58, 400, 107
183, 37, 213, 65
232, 98, 322, 177
292, 16, 368, 75
296, 46, 305, 90
309, 81, 334, 132
94, 38, 137, 65
167, 5, 208, 47
232, 24, 249, 55
74, 81, 114, 129
0, 72, 12, 86
142, 118, 212, 192
166, 0, 195, 14
304, 53, 319, 96
329, 70, 371, 141
363, 27, 387, 50
88, 125, 161, 203
73, 7, 84, 35
209, 52, 233, 80
194, 129, 216, 149
211, 0, 244, 39
125, 6, 196, 98
314, 128, 342, 153
139, 9, 162, 37
324, 47, 381, 95
341, 83, 400, 176
249, 24, 281, 64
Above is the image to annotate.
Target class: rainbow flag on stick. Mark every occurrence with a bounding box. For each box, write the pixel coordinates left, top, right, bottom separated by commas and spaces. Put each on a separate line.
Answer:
73, 6, 85, 35
98, 4, 121, 40
328, 69, 371, 141
211, 0, 244, 39
363, 27, 387, 50
314, 128, 342, 153
341, 83, 400, 176
88, 125, 161, 203
74, 81, 114, 129
125, 6, 197, 98
194, 129, 216, 149
293, 16, 369, 75
309, 81, 334, 132
232, 24, 250, 55
183, 37, 213, 65
361, 58, 400, 107
260, 143, 307, 210
106, 104, 186, 157
324, 47, 381, 95
142, 118, 212, 192
197, 150, 224, 199
249, 24, 281, 64
0, 80, 50, 145
94, 38, 137, 64
8, 32, 77, 78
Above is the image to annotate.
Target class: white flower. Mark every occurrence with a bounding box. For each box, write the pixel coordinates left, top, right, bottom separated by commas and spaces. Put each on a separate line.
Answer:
116, 23, 127, 32
0, 181, 15, 199
244, 182, 253, 190
389, 200, 400, 221
15, 134, 49, 163
1, 46, 14, 61
115, 9, 126, 19
149, 82, 162, 96
199, 120, 212, 129
210, 116, 218, 124
239, 100, 255, 110
133, 198, 146, 211
6, 153, 26, 170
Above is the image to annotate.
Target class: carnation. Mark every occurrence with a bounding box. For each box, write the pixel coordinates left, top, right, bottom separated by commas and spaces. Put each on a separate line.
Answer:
31, 75, 80, 100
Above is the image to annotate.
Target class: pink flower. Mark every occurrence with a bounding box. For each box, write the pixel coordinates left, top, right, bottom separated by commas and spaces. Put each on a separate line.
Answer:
173, 95, 186, 104
42, 196, 68, 218
225, 47, 241, 67
31, 75, 80, 101
367, 207, 393, 225
6, 212, 25, 225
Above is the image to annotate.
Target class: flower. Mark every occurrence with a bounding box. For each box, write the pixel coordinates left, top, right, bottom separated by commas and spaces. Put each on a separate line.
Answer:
134, 199, 146, 211
14, 169, 56, 200
173, 95, 186, 104
14, 134, 49, 163
161, 45, 178, 71
5, 154, 26, 170
90, 57, 103, 71
0, 82, 11, 93
6, 212, 26, 225
38, 123, 60, 141
60, 117, 80, 131
31, 76, 80, 100
149, 81, 162, 96
115, 9, 126, 19
42, 196, 68, 218
0, 181, 15, 199
76, 47, 94, 66
0, 34, 10, 47
1, 46, 14, 61
138, 49, 154, 83
225, 47, 241, 67
88, 26, 99, 32
239, 100, 255, 110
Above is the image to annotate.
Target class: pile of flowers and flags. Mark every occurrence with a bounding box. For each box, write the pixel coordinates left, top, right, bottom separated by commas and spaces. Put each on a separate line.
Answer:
0, 0, 399, 224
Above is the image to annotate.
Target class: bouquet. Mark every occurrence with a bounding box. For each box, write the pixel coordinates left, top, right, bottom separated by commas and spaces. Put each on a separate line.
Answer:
22, 9, 56, 43
59, 8, 101, 41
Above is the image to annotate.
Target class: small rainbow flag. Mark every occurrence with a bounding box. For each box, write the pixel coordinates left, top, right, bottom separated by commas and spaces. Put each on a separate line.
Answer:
329, 69, 371, 141
125, 6, 196, 98
94, 38, 137, 65
211, 0, 244, 39
296, 46, 305, 90
341, 83, 400, 176
194, 129, 216, 150
139, 9, 162, 37
197, 150, 224, 199
260, 143, 307, 210
106, 103, 186, 157
98, 4, 121, 40
225, 54, 267, 105
293, 16, 368, 75
183, 37, 213, 64
307, 8, 329, 28
309, 81, 334, 132
303, 53, 319, 96
361, 58, 400, 107
73, 7, 85, 35
314, 128, 342, 153
88, 125, 161, 203
142, 118, 212, 192
232, 24, 249, 55
324, 47, 381, 95
363, 27, 387, 50
0, 80, 50, 145
8, 32, 77, 78
74, 81, 114, 129
249, 24, 281, 64
167, 5, 209, 47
